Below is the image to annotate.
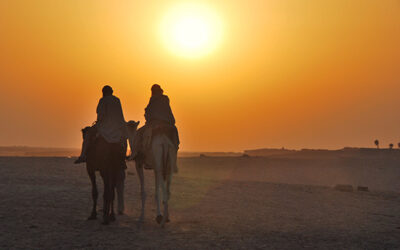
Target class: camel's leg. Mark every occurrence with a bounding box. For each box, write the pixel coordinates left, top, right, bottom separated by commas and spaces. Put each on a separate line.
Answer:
102, 174, 111, 225
154, 168, 162, 223
109, 170, 117, 222
117, 141, 127, 215
110, 193, 116, 222
160, 176, 169, 227
167, 146, 176, 200
102, 180, 109, 224
152, 140, 164, 224
160, 147, 171, 227
165, 173, 172, 223
161, 144, 176, 225
135, 161, 146, 222
166, 174, 172, 200
116, 169, 125, 215
87, 169, 98, 220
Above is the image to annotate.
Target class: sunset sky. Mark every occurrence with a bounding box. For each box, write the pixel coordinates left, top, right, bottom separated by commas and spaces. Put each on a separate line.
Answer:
0, 0, 399, 151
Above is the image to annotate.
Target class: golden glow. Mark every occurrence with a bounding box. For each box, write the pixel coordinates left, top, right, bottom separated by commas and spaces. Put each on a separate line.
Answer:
160, 3, 223, 58
0, 1, 399, 151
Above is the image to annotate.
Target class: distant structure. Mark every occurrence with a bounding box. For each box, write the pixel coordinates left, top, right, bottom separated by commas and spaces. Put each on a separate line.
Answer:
374, 139, 379, 149
389, 143, 394, 149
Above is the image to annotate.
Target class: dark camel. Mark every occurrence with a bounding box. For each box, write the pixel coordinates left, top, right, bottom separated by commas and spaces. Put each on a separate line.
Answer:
82, 124, 131, 225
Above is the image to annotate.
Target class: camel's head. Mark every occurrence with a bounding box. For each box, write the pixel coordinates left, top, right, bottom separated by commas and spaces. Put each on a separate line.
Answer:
126, 120, 140, 154
126, 120, 140, 138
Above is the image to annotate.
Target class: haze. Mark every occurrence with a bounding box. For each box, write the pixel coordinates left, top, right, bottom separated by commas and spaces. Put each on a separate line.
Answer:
0, 0, 399, 151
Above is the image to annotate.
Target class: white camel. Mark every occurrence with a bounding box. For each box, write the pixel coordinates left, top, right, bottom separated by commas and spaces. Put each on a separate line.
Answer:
126, 121, 177, 227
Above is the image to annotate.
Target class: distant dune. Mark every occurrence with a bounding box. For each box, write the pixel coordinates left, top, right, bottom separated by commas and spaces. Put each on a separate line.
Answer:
178, 151, 243, 157
244, 147, 400, 159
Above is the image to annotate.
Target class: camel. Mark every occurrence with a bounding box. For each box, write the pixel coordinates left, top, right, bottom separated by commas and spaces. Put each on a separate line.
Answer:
126, 121, 177, 227
83, 121, 137, 225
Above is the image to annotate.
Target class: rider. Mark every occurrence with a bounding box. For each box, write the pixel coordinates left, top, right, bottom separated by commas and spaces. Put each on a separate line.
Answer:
75, 85, 127, 163
96, 85, 127, 146
144, 84, 180, 149
96, 85, 128, 215
75, 85, 128, 214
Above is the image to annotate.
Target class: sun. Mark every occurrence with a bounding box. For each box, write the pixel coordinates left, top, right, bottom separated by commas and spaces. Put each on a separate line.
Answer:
160, 3, 223, 58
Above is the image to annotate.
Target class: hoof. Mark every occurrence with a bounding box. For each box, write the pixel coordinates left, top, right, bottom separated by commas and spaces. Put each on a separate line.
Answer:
102, 216, 110, 225
156, 215, 163, 224
87, 214, 97, 220
110, 213, 116, 222
161, 217, 170, 227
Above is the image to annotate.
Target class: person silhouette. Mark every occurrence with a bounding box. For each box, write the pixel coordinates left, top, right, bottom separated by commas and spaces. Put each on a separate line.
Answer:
144, 84, 180, 148
75, 85, 128, 215
129, 84, 179, 171
75, 85, 127, 163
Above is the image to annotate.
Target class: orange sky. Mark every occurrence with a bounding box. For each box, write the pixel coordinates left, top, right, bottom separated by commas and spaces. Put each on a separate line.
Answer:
0, 0, 399, 151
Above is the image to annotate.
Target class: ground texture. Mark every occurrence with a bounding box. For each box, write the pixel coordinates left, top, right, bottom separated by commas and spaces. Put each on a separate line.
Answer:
0, 156, 399, 249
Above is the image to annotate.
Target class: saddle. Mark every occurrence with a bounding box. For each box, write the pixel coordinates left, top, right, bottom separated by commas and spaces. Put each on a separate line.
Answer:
152, 124, 179, 149
132, 123, 179, 173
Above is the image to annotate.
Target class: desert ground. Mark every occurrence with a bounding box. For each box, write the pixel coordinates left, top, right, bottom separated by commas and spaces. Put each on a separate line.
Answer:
0, 155, 399, 249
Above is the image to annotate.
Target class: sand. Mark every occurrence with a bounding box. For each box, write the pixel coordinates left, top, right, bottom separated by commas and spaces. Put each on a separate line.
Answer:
0, 156, 399, 249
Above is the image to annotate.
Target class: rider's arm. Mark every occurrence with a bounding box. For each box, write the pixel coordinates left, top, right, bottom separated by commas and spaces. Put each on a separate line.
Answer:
144, 98, 153, 123
166, 97, 176, 125
96, 98, 106, 124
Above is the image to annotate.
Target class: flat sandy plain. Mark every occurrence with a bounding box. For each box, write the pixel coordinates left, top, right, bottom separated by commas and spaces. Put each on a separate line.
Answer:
0, 156, 399, 249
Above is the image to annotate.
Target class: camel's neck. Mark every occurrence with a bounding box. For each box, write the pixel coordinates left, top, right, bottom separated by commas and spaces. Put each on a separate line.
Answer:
127, 131, 137, 155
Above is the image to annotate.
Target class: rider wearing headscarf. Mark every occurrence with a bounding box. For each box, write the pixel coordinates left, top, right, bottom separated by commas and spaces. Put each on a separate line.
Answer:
144, 84, 175, 126
97, 85, 127, 143
144, 84, 179, 148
